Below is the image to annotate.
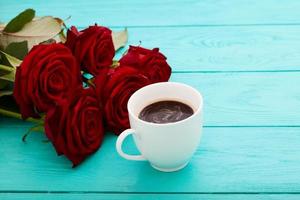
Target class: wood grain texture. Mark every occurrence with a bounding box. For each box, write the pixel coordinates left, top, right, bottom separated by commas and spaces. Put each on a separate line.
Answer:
2, 194, 300, 200
2, 2, 300, 72
1, 0, 300, 198
172, 72, 300, 126
114, 26, 300, 71
2, 72, 300, 127
0, 126, 300, 192
2, 0, 300, 27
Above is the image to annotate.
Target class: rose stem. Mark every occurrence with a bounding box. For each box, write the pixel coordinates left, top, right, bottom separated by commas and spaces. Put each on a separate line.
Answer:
0, 108, 43, 124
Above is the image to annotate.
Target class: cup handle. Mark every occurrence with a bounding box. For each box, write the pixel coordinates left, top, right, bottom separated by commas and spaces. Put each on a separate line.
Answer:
116, 129, 147, 161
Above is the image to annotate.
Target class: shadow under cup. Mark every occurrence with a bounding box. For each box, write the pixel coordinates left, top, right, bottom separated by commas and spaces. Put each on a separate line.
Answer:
125, 82, 203, 172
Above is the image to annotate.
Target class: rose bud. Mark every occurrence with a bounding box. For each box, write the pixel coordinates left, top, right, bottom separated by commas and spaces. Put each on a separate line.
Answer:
65, 25, 115, 76
119, 46, 171, 83
96, 66, 150, 135
45, 87, 104, 167
13, 43, 81, 119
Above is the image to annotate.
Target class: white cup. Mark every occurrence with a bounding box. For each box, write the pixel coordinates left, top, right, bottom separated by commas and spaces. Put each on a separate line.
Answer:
116, 82, 203, 172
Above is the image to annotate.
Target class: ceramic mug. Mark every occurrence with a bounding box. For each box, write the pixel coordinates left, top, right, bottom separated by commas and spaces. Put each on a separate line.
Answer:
116, 82, 203, 172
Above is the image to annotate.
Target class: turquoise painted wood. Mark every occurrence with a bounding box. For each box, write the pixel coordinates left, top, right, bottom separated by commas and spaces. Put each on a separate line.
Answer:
2, 0, 300, 27
1, 121, 300, 192
2, 194, 300, 200
174, 72, 300, 126
116, 26, 300, 72
2, 72, 300, 127
1, 0, 300, 199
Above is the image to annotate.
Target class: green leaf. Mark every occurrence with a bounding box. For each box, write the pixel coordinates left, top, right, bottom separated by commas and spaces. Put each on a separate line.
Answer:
0, 64, 14, 76
0, 90, 13, 97
0, 95, 43, 124
3, 9, 35, 33
58, 29, 66, 43
0, 78, 11, 89
0, 16, 63, 51
0, 81, 8, 90
4, 41, 28, 60
0, 64, 14, 90
0, 50, 22, 68
112, 28, 128, 51
0, 69, 16, 82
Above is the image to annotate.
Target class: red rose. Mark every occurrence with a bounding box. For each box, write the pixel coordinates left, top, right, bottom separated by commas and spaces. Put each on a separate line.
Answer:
119, 46, 171, 83
96, 66, 150, 135
45, 87, 104, 167
93, 67, 109, 103
65, 25, 115, 76
13, 43, 81, 119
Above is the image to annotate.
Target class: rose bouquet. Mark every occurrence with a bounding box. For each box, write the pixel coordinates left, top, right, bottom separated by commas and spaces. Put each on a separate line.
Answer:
0, 9, 171, 167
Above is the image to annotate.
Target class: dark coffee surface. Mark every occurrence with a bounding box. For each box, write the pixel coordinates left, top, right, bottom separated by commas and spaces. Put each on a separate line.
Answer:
139, 100, 194, 124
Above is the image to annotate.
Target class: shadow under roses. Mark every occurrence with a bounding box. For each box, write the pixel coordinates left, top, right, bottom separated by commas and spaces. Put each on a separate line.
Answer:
0, 95, 42, 124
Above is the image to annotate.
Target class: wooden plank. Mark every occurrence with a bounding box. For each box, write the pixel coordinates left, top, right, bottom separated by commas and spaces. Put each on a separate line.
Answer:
5, 71, 300, 126
115, 26, 300, 71
2, 3, 300, 71
1, 23, 300, 72
1, 194, 300, 200
0, 126, 300, 192
2, 72, 300, 127
1, 0, 300, 27
173, 72, 300, 126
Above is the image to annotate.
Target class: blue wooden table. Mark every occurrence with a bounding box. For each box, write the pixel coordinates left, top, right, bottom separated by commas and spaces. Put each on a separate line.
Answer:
1, 0, 300, 199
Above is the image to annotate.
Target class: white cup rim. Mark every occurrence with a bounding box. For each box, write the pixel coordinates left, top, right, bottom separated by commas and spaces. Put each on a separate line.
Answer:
127, 82, 203, 127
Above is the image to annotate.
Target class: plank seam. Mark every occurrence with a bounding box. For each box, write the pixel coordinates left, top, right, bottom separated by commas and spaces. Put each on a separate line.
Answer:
3, 125, 300, 129
78, 23, 300, 29
3, 125, 300, 128
172, 70, 300, 74
1, 191, 300, 195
